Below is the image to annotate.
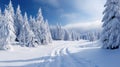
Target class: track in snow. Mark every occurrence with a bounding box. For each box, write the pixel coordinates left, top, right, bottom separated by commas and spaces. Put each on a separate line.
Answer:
43, 42, 98, 67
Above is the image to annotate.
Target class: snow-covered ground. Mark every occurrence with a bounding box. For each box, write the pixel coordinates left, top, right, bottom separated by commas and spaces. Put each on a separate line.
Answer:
0, 40, 120, 67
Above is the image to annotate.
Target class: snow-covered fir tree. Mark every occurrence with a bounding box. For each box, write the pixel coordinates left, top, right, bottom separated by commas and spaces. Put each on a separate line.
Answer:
29, 15, 42, 45
64, 29, 72, 41
56, 24, 65, 40
44, 20, 52, 43
6, 0, 16, 42
101, 0, 120, 49
29, 16, 35, 31
39, 20, 51, 44
0, 8, 15, 50
14, 5, 23, 41
71, 31, 79, 41
0, 8, 7, 49
18, 13, 36, 47
36, 8, 52, 44
31, 8, 43, 45
0, 21, 10, 50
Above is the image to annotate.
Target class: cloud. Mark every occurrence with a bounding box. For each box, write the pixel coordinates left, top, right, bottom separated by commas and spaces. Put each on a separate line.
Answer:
61, 13, 78, 20
73, 0, 106, 16
34, 0, 106, 25
34, 0, 60, 7
60, 13, 87, 24
60, 0, 106, 24
64, 20, 103, 31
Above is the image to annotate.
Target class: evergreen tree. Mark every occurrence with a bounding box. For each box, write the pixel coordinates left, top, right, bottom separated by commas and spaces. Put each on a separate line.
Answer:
33, 8, 43, 44
56, 24, 65, 40
6, 0, 16, 42
0, 8, 6, 49
7, 0, 14, 18
64, 29, 72, 41
18, 13, 35, 47
101, 0, 120, 49
36, 8, 44, 24
15, 5, 23, 41
35, 8, 52, 44
71, 31, 76, 41
43, 20, 52, 43
29, 16, 40, 46
0, 9, 14, 50
29, 16, 35, 31
0, 22, 10, 50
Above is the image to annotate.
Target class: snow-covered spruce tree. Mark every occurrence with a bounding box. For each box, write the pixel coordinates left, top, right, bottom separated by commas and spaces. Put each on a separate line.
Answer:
64, 29, 72, 41
14, 5, 23, 41
35, 8, 52, 45
50, 25, 57, 40
29, 16, 35, 31
43, 20, 52, 43
50, 25, 64, 40
91, 32, 100, 41
101, 0, 120, 49
6, 0, 16, 42
29, 15, 42, 45
55, 24, 65, 40
40, 21, 52, 44
32, 8, 43, 45
0, 8, 7, 49
18, 13, 36, 47
71, 31, 79, 41
29, 16, 38, 36
0, 21, 10, 50
0, 8, 15, 50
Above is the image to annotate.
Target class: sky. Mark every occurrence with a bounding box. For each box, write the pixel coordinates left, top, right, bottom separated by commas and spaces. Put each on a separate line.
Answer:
0, 0, 106, 26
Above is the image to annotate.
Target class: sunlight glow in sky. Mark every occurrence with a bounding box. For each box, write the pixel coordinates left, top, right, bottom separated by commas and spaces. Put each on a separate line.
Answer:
0, 0, 106, 25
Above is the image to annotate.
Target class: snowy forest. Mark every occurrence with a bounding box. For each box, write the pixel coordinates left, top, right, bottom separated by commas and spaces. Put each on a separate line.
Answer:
0, 1, 100, 50
0, 0, 120, 67
0, 1, 53, 50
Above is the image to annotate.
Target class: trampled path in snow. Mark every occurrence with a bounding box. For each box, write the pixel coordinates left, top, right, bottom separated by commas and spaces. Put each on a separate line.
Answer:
0, 40, 102, 67
43, 41, 98, 67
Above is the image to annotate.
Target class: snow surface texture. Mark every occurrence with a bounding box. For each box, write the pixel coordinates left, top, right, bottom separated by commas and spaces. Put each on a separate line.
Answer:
0, 40, 119, 67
